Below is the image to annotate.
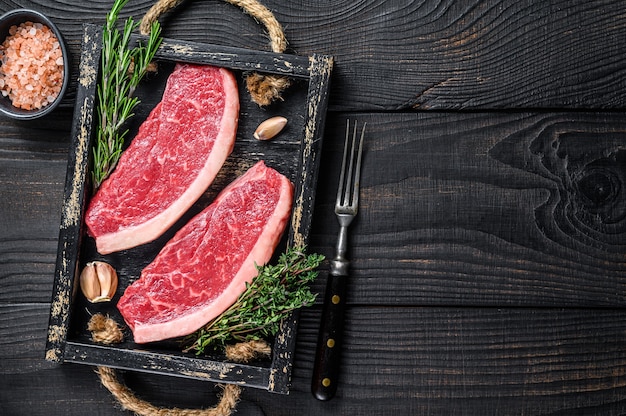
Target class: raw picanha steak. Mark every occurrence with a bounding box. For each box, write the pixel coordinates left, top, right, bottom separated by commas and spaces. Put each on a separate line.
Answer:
85, 63, 239, 254
117, 161, 294, 344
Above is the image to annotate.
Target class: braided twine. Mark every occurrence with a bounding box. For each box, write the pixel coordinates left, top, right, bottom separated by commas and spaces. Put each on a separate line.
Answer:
88, 314, 271, 416
139, 0, 291, 106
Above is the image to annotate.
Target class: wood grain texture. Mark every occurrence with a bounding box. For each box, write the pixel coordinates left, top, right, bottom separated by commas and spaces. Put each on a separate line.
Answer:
4, 305, 626, 415
0, 126, 67, 304
282, 307, 626, 415
2, 111, 624, 414
6, 112, 623, 309
308, 112, 626, 307
1, 0, 625, 414
2, 0, 626, 110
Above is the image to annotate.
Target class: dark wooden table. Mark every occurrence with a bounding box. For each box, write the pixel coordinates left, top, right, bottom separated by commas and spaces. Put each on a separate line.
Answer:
2, 1, 626, 415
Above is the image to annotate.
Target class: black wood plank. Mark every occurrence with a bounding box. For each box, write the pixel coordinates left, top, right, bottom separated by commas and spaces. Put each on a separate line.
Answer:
0, 128, 67, 304
2, 0, 626, 110
0, 1, 624, 414
276, 307, 626, 416
4, 106, 624, 409
4, 304, 626, 415
309, 112, 626, 307
2, 112, 625, 309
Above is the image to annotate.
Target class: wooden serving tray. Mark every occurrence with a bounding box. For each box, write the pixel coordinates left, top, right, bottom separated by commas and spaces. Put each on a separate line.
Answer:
45, 24, 332, 394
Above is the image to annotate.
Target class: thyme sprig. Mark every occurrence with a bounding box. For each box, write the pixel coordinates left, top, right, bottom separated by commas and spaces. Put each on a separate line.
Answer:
183, 247, 324, 355
92, 0, 162, 189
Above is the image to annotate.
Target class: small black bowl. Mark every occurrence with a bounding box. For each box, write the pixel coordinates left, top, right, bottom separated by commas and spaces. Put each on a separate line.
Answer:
0, 9, 69, 120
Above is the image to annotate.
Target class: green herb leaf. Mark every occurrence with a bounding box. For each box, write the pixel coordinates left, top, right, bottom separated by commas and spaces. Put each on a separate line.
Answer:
92, 0, 162, 189
183, 246, 324, 355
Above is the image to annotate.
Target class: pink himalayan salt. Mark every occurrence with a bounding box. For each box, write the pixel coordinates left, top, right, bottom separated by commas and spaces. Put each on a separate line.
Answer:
0, 21, 64, 110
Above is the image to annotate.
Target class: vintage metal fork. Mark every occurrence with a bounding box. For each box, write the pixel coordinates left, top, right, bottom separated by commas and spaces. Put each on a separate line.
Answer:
312, 120, 366, 401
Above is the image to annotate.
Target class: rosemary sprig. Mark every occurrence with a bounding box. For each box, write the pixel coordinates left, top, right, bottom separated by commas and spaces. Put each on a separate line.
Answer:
183, 247, 324, 355
92, 0, 162, 189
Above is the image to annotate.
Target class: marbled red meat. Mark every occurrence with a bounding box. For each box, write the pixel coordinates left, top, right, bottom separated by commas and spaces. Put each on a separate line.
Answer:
85, 63, 239, 254
117, 161, 293, 344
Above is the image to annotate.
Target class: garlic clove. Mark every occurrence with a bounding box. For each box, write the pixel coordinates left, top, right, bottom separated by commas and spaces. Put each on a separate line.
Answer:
94, 261, 118, 297
253, 116, 287, 141
80, 261, 118, 303
80, 264, 102, 302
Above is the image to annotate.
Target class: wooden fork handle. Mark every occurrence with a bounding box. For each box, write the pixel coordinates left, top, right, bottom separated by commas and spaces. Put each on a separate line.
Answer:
311, 269, 348, 401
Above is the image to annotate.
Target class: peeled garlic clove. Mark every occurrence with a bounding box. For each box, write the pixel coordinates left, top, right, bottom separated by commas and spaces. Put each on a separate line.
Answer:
80, 261, 118, 303
254, 116, 287, 141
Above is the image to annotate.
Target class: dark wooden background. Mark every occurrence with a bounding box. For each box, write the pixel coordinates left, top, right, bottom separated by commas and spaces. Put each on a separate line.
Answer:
2, 0, 626, 415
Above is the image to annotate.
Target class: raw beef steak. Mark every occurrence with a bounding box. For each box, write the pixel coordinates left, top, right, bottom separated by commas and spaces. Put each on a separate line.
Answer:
117, 161, 294, 344
85, 63, 239, 254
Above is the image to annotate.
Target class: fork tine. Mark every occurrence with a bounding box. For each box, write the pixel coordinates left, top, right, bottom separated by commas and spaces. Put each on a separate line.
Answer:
344, 121, 358, 207
335, 120, 350, 208
350, 121, 366, 208
337, 120, 366, 210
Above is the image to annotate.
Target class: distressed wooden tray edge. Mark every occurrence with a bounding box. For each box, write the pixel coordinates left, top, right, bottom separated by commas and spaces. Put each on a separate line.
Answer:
45, 24, 333, 394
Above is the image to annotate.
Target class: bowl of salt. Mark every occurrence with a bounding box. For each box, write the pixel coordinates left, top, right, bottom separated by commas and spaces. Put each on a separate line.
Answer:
0, 9, 69, 120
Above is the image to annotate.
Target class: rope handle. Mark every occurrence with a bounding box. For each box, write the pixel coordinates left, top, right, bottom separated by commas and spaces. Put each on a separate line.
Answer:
89, 314, 271, 416
139, 0, 292, 106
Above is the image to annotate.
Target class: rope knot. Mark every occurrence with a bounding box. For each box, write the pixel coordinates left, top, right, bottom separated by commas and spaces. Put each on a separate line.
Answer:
87, 313, 124, 344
